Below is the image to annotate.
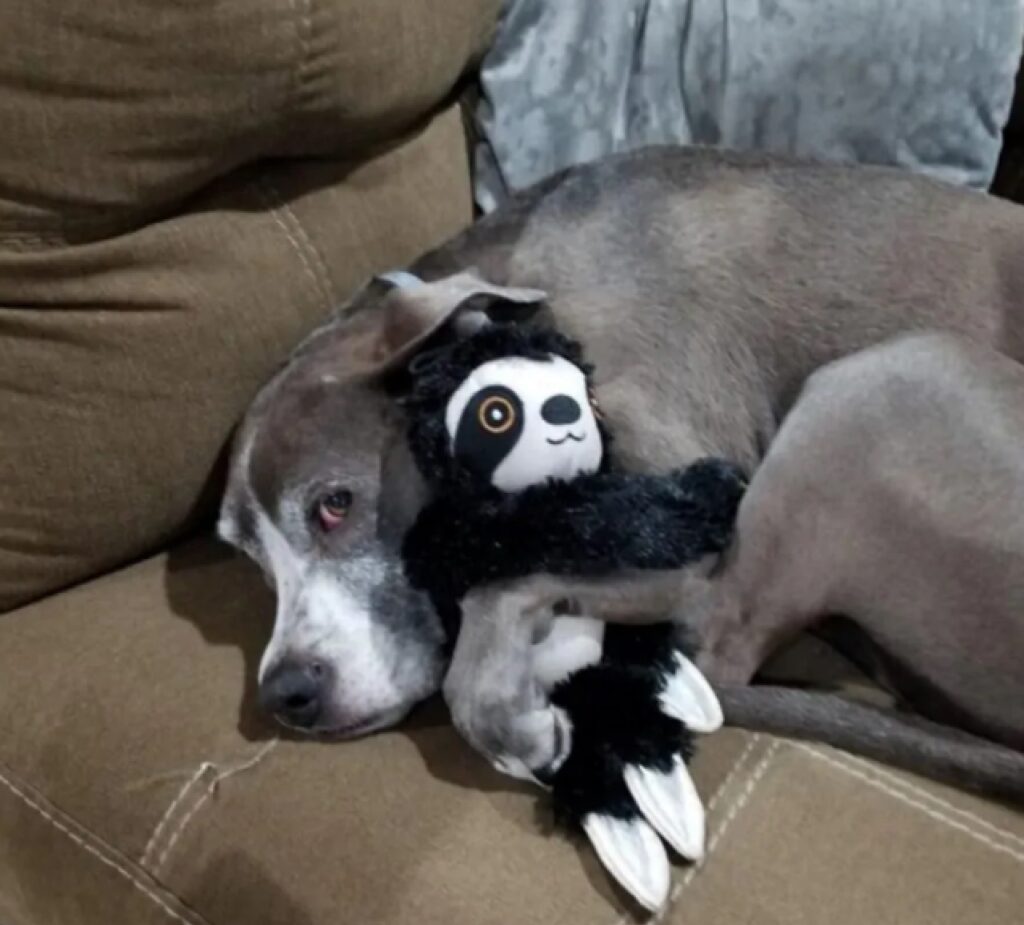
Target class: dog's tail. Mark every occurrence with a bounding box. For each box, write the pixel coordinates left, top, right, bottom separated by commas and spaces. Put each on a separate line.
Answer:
716, 684, 1024, 803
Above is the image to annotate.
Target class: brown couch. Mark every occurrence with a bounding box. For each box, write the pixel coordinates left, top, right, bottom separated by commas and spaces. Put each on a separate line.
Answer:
1, 4, 1022, 924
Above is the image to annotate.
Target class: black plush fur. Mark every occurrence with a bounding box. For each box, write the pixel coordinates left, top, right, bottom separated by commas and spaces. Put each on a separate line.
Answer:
403, 461, 745, 628
547, 627, 700, 826
400, 324, 745, 831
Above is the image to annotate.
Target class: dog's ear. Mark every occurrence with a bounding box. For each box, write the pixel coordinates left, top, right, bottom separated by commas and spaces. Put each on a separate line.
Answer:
216, 422, 259, 554
336, 271, 548, 377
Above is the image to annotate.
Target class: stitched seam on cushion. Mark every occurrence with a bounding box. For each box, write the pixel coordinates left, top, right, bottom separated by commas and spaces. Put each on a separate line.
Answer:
139, 763, 214, 869
153, 741, 279, 877
0, 762, 211, 925
280, 0, 314, 142
268, 177, 333, 302
805, 745, 1024, 852
154, 788, 217, 876
795, 744, 1024, 864
702, 735, 762, 817
662, 740, 782, 919
252, 176, 334, 310
298, 0, 314, 107
610, 733, 763, 925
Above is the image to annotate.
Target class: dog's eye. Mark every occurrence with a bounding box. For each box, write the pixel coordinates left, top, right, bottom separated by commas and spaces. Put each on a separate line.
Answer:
317, 490, 353, 531
478, 395, 516, 434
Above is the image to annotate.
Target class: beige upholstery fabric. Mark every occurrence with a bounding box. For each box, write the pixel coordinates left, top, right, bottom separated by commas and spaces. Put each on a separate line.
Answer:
0, 541, 1020, 925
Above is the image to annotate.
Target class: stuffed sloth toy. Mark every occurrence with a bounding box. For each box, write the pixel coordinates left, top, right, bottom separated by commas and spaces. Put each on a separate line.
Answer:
400, 324, 746, 911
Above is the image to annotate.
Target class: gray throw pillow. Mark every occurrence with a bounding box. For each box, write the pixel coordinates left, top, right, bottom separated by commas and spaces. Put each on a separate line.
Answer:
473, 0, 1023, 211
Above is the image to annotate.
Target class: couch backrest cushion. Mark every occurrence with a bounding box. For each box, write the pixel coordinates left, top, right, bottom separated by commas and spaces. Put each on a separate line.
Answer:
0, 0, 498, 247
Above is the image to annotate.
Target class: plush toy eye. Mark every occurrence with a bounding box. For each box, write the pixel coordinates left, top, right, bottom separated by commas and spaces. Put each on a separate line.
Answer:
478, 395, 516, 434
317, 489, 353, 531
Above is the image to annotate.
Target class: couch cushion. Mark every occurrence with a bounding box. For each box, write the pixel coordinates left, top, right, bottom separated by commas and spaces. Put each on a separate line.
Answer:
0, 539, 1020, 925
0, 0, 500, 244
0, 104, 478, 613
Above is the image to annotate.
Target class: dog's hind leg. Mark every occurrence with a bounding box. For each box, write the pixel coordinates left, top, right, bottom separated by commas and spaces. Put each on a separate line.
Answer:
702, 332, 1024, 799
695, 419, 835, 685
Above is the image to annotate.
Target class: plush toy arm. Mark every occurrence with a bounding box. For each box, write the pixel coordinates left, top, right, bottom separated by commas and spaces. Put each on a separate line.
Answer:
402, 457, 746, 604
551, 458, 747, 571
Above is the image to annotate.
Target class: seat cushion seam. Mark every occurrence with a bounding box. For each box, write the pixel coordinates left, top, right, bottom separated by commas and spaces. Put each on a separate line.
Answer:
664, 739, 782, 918
609, 733, 766, 925
804, 744, 1024, 851
795, 743, 1024, 863
153, 740, 279, 877
0, 760, 213, 925
139, 763, 215, 870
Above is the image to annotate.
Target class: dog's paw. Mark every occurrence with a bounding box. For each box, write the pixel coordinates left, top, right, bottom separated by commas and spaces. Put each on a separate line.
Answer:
446, 682, 573, 786
490, 704, 574, 785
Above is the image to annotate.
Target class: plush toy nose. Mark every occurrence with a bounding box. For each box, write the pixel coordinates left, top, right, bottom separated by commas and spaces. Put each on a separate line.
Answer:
541, 394, 582, 425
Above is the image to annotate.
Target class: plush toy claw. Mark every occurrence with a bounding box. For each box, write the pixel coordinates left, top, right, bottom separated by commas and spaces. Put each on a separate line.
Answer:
583, 754, 708, 912
585, 816, 671, 913
538, 623, 721, 911
660, 650, 725, 733
622, 756, 706, 861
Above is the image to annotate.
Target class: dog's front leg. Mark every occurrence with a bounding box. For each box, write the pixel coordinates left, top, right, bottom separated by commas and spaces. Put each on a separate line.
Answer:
443, 583, 573, 782
442, 570, 698, 780
516, 569, 701, 624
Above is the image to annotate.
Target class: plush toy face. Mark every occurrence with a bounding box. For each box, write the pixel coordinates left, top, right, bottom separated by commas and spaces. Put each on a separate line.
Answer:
443, 355, 603, 492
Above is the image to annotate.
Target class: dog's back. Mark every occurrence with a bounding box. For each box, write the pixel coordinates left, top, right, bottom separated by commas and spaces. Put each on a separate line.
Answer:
414, 146, 1024, 470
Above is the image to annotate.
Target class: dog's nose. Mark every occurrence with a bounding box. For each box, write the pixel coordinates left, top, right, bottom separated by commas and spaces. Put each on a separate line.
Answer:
541, 394, 581, 425
259, 660, 326, 729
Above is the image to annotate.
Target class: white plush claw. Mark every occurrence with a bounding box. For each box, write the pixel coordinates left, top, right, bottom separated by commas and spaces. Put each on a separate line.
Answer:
582, 814, 671, 913
658, 651, 724, 733
623, 756, 706, 861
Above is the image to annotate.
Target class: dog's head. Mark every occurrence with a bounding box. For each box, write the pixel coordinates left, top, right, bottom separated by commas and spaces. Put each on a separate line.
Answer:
218, 271, 547, 736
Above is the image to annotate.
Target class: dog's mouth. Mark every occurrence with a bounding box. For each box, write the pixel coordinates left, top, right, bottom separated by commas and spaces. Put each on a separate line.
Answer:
280, 706, 411, 740
546, 431, 585, 446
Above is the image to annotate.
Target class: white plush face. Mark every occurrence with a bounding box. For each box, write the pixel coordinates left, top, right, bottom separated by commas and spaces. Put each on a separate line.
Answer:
443, 355, 603, 492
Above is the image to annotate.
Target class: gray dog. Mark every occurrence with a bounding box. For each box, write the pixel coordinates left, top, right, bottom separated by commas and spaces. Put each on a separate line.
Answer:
218, 147, 1024, 800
